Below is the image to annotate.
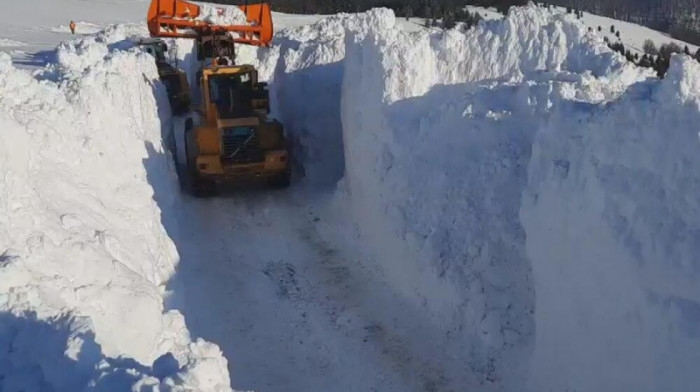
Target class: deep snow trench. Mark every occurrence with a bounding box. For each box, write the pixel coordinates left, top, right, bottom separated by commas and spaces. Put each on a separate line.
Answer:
2, 4, 700, 392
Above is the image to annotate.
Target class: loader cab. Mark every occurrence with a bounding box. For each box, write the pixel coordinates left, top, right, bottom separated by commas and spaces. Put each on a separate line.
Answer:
208, 70, 255, 118
197, 34, 236, 62
201, 65, 270, 121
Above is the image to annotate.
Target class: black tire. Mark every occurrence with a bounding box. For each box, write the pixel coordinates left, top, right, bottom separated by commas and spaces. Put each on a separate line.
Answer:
184, 123, 216, 198
190, 177, 217, 198
172, 96, 191, 116
269, 167, 291, 189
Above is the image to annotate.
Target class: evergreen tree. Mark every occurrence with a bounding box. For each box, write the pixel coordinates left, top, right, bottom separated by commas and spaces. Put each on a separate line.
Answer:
659, 42, 682, 59
643, 39, 658, 55
638, 54, 652, 68
443, 11, 456, 29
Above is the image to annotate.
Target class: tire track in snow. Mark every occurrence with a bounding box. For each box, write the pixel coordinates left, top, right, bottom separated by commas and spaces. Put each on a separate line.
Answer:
166, 190, 411, 391
166, 180, 490, 391
295, 222, 455, 391
166, 184, 483, 391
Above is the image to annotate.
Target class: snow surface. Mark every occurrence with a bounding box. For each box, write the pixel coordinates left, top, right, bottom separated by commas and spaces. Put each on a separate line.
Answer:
193, 2, 248, 26
523, 55, 700, 392
336, 7, 700, 392
2, 1, 700, 392
567, 6, 699, 55
0, 25, 230, 392
468, 4, 699, 55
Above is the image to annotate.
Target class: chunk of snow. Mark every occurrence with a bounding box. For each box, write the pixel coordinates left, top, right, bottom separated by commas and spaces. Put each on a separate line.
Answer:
194, 3, 247, 26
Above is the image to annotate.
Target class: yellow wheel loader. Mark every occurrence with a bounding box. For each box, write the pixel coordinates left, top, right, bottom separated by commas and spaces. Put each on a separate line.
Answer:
183, 64, 290, 196
147, 0, 289, 197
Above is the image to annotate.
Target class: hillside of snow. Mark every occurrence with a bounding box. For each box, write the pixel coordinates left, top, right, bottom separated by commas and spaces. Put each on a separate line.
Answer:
2, 1, 700, 392
467, 4, 699, 55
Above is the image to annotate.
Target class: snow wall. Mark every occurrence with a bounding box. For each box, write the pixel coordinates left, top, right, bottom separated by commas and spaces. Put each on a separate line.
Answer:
240, 5, 700, 391
0, 25, 231, 391
338, 7, 700, 392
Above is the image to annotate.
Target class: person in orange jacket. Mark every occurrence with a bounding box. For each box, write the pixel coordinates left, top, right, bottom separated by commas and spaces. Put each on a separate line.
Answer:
69, 21, 76, 35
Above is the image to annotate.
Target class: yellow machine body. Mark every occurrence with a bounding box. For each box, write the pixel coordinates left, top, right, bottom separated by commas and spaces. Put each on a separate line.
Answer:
192, 65, 289, 183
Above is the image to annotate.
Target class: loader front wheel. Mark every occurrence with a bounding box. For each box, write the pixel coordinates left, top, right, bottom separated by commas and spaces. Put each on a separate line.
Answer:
268, 168, 291, 189
184, 123, 216, 198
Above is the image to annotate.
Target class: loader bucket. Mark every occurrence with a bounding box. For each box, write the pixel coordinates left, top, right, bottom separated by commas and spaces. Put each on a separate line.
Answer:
238, 3, 274, 46
147, 0, 275, 46
147, 0, 201, 36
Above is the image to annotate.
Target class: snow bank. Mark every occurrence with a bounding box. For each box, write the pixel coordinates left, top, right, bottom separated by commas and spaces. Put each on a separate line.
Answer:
0, 26, 231, 391
0, 38, 24, 48
335, 4, 700, 391
337, 5, 653, 387
194, 2, 247, 26
523, 55, 700, 392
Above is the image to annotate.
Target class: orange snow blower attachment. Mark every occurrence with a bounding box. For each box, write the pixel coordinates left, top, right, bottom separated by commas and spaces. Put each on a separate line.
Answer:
147, 0, 274, 46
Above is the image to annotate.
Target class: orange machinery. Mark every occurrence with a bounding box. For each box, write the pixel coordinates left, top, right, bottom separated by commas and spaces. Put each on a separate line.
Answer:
145, 0, 290, 195
147, 0, 274, 46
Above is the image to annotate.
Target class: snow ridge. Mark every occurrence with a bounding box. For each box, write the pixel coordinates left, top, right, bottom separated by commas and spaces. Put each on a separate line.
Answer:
0, 28, 231, 391
336, 6, 700, 392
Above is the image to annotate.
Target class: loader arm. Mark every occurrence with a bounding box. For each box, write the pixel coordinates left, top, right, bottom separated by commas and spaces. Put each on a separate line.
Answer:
147, 0, 274, 46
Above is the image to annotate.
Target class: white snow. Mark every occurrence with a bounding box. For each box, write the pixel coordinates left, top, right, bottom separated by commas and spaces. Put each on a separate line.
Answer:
0, 25, 230, 391
193, 2, 247, 26
467, 4, 699, 55
0, 39, 24, 48
523, 55, 700, 392
2, 1, 700, 392
334, 6, 700, 392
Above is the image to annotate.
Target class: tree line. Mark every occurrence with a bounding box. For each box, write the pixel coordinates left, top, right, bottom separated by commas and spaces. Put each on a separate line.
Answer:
212, 0, 527, 19
214, 1, 700, 45
627, 39, 700, 77
548, 0, 700, 45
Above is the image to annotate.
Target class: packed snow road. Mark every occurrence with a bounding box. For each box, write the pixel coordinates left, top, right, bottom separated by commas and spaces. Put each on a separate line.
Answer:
165, 189, 472, 391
